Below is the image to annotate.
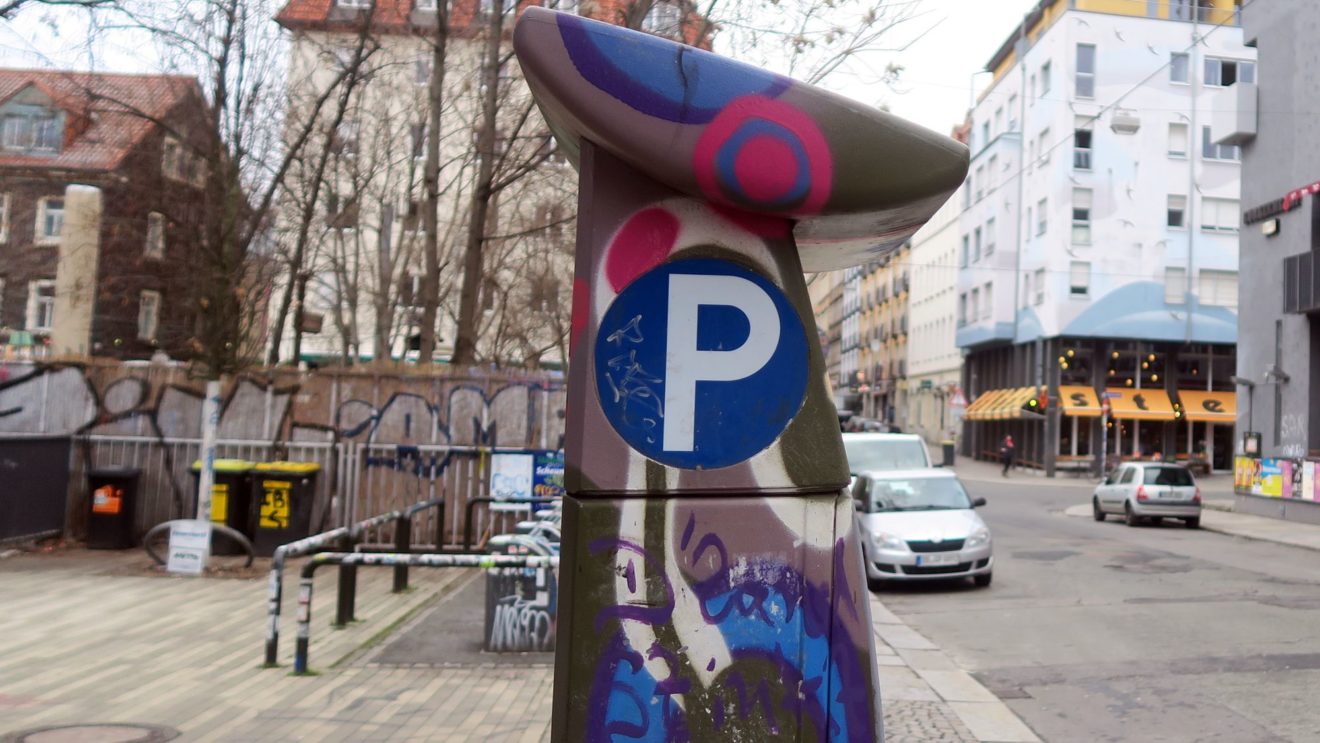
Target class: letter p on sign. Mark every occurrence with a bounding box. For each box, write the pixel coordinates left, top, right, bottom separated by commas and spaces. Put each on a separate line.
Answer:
664, 274, 779, 452
595, 258, 808, 470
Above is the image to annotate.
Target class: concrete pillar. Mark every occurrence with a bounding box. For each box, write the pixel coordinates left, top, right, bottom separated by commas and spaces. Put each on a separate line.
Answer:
50, 184, 102, 357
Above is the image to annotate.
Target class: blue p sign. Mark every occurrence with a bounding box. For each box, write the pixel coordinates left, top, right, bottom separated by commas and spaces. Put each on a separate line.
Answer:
595, 258, 808, 469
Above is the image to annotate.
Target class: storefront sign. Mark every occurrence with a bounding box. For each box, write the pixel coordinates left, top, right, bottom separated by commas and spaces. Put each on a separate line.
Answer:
1243, 178, 1320, 225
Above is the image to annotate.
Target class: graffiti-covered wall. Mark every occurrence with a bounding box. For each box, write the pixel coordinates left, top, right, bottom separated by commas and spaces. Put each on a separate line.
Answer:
0, 360, 566, 449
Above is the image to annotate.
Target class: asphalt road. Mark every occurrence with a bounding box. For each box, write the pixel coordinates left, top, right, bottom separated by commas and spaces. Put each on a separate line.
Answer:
876, 474, 1320, 743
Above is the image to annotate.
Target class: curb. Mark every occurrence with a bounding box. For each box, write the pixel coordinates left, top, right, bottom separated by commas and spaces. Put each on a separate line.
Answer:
871, 597, 1041, 743
1062, 502, 1320, 553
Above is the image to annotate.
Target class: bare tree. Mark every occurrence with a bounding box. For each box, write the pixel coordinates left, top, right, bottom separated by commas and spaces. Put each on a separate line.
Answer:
414, 0, 451, 365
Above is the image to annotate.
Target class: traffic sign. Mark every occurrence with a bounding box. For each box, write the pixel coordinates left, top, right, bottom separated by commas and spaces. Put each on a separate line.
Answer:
594, 258, 808, 469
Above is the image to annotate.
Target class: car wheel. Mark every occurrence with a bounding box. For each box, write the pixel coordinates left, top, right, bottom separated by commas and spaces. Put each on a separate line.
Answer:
973, 572, 992, 588
866, 576, 886, 592
1092, 497, 1106, 521
1185, 517, 1200, 529
1124, 502, 1141, 527
1151, 516, 1164, 526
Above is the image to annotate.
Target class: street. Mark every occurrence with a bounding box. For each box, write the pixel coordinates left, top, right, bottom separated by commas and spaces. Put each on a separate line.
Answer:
879, 471, 1320, 743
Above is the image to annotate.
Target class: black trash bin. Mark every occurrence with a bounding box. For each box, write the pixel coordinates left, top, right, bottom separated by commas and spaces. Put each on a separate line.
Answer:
249, 462, 320, 557
87, 468, 140, 549
190, 459, 255, 555
941, 440, 956, 467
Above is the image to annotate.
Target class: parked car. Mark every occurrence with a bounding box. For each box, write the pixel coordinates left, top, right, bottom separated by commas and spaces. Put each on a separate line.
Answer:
843, 433, 934, 494
851, 469, 993, 589
1092, 462, 1201, 528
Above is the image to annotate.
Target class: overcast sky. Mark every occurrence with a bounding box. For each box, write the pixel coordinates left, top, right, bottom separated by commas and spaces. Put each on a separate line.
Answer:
0, 0, 1038, 136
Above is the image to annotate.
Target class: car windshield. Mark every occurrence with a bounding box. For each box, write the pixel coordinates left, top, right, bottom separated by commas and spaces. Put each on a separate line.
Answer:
865, 477, 971, 512
844, 438, 928, 471
1143, 467, 1194, 486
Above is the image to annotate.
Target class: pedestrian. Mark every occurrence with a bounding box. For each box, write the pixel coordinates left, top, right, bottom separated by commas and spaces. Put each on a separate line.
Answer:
1001, 435, 1015, 477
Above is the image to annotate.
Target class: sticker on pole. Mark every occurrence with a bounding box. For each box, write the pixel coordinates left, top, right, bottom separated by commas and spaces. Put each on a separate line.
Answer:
595, 258, 808, 469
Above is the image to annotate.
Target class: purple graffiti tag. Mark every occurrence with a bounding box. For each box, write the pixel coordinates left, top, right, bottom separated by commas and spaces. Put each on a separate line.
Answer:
589, 538, 675, 629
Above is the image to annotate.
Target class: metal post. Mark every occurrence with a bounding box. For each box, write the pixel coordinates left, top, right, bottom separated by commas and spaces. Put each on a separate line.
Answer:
335, 563, 357, 627
294, 573, 314, 674
393, 516, 411, 592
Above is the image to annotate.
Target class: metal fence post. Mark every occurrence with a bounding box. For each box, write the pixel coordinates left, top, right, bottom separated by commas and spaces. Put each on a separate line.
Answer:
294, 570, 315, 674
335, 563, 357, 627
393, 516, 411, 592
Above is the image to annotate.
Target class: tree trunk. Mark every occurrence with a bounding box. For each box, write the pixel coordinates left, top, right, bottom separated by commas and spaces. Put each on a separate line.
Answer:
450, 0, 506, 367
416, 4, 450, 365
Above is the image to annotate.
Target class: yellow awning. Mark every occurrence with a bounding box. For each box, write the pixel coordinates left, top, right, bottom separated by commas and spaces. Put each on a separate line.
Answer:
1179, 390, 1235, 423
965, 390, 1006, 421
1059, 386, 1102, 418
1105, 388, 1176, 421
998, 387, 1041, 420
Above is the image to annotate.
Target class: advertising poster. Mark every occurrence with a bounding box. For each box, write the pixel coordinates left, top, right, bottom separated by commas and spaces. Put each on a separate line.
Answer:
532, 451, 565, 500
1259, 458, 1283, 497
490, 453, 535, 512
1234, 457, 1252, 492
1303, 461, 1315, 504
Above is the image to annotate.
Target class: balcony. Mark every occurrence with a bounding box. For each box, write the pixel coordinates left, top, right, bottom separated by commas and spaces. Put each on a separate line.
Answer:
1210, 82, 1256, 147
1284, 252, 1320, 314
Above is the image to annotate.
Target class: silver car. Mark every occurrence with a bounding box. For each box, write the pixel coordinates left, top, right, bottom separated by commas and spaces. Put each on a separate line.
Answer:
1092, 462, 1201, 528
852, 469, 993, 589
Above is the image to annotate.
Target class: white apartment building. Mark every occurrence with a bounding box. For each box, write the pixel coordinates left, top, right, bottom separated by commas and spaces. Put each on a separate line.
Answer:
957, 0, 1250, 475
906, 182, 964, 444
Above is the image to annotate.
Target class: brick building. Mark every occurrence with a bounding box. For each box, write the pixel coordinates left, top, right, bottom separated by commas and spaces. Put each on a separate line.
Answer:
0, 69, 215, 360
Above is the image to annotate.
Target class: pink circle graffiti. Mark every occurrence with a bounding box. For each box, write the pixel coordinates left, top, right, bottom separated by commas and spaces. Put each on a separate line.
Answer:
604, 207, 681, 293
693, 95, 832, 215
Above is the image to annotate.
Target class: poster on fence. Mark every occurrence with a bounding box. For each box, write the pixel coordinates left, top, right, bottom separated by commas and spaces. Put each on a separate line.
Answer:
490, 453, 535, 512
533, 451, 565, 499
1304, 461, 1315, 503
1259, 459, 1283, 497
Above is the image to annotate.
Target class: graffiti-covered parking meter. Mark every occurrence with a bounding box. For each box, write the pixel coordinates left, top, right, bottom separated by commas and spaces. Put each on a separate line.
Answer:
514, 9, 967, 741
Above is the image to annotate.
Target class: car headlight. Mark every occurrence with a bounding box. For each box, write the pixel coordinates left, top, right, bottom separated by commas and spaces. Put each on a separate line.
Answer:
964, 527, 991, 549
871, 531, 907, 551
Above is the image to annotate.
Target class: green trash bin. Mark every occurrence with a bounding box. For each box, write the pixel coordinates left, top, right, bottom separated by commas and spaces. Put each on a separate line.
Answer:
250, 461, 321, 557
190, 459, 255, 556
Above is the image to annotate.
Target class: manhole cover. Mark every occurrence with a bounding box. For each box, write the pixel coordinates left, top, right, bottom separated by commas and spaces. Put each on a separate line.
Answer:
1, 724, 178, 743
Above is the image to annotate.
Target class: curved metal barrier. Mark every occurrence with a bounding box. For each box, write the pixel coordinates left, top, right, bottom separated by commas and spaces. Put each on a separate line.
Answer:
142, 520, 256, 568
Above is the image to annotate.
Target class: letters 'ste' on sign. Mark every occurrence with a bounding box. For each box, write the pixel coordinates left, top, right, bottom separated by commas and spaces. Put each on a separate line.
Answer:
594, 258, 808, 469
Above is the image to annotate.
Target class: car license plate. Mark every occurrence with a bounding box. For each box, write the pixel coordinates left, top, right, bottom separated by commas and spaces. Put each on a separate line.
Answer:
915, 553, 958, 567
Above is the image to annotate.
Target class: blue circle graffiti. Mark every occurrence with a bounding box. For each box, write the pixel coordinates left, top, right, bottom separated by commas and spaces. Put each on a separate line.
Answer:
594, 258, 808, 469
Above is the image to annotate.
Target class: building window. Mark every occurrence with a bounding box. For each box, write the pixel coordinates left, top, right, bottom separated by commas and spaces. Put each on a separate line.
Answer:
970, 288, 980, 321
1170, 0, 1192, 21
1204, 57, 1255, 87
1029, 74, 1037, 103
410, 123, 427, 160
1, 110, 61, 153
642, 0, 683, 37
1007, 95, 1018, 129
415, 0, 438, 9
145, 212, 165, 259
985, 217, 996, 255
993, 107, 1003, 135
1202, 126, 1240, 161
1199, 270, 1238, 307
1034, 268, 1045, 305
1201, 197, 1240, 233
0, 192, 8, 243
1075, 44, 1096, 99
36, 196, 63, 244
973, 227, 982, 262
958, 293, 967, 327
1165, 267, 1187, 304
26, 280, 54, 331
137, 290, 161, 342
1069, 261, 1090, 296
988, 155, 998, 188
325, 192, 360, 230
332, 120, 359, 157
974, 164, 984, 201
982, 282, 993, 319
1022, 271, 1032, 307
1073, 128, 1092, 170
960, 235, 969, 267
1037, 128, 1051, 165
1026, 206, 1033, 238
1040, 61, 1052, 96
336, 0, 372, 7
1036, 198, 1048, 236
981, 121, 990, 148
1168, 123, 1188, 158
414, 57, 432, 86
1072, 188, 1092, 245
530, 276, 559, 313
1170, 53, 1189, 83
1167, 194, 1186, 228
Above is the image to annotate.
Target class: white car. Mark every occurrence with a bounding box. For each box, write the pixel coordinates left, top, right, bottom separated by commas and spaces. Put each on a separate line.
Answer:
1092, 462, 1201, 528
852, 469, 993, 589
843, 432, 934, 493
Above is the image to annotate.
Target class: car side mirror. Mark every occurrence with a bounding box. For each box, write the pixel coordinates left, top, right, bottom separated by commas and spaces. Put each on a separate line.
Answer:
852, 499, 865, 512
971, 497, 987, 508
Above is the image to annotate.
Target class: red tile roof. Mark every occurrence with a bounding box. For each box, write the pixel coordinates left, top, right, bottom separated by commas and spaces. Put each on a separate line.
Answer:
0, 69, 203, 172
